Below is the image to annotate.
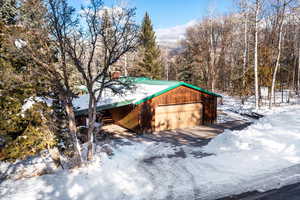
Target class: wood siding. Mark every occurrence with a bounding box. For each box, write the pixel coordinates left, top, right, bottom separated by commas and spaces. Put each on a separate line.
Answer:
108, 105, 141, 132
108, 85, 218, 133
150, 86, 217, 125
154, 103, 203, 131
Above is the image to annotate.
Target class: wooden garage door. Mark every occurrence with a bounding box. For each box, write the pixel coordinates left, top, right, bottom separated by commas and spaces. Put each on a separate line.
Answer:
154, 103, 203, 132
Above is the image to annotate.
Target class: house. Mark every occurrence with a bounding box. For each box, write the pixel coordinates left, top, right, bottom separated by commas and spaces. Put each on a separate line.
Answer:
74, 77, 221, 133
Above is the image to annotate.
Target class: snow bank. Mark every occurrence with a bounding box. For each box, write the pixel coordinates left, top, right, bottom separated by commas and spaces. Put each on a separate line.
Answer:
217, 94, 256, 123
0, 150, 60, 181
205, 105, 300, 172
2, 106, 300, 200
217, 92, 300, 123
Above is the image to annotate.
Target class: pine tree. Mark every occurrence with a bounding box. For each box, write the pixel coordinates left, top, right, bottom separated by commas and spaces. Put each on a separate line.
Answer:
137, 12, 162, 79
176, 51, 194, 84
0, 1, 58, 161
0, 0, 17, 25
0, 26, 57, 160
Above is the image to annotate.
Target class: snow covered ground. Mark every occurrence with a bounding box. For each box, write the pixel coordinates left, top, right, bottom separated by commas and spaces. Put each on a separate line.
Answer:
1, 95, 300, 200
217, 92, 300, 123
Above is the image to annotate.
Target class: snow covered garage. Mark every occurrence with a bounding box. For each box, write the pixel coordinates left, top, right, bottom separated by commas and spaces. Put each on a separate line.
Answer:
74, 78, 221, 133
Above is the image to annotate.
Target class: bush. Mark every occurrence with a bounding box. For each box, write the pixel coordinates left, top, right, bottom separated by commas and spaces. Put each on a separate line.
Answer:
0, 102, 57, 161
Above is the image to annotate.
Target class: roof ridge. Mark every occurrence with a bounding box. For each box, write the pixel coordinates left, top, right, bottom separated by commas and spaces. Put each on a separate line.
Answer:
134, 81, 221, 105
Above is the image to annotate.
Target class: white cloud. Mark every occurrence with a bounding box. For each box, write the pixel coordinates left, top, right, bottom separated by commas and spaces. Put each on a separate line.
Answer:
80, 6, 124, 17
155, 20, 197, 48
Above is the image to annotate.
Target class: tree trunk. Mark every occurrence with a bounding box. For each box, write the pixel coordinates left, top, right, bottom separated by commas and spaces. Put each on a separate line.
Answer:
292, 23, 298, 92
298, 45, 300, 95
270, 1, 286, 108
210, 18, 216, 92
86, 95, 97, 161
166, 62, 169, 80
65, 101, 83, 167
242, 9, 249, 104
254, 0, 260, 110
211, 77, 217, 93
124, 54, 128, 76
270, 25, 284, 107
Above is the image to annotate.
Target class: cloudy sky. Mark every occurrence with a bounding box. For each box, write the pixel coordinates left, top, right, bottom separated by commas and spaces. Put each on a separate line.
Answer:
70, 0, 235, 47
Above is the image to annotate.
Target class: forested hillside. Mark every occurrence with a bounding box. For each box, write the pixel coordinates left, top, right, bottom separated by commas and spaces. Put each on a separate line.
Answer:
163, 0, 300, 109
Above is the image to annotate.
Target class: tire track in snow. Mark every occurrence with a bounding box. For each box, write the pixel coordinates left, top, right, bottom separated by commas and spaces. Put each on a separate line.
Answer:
137, 143, 178, 199
136, 142, 204, 200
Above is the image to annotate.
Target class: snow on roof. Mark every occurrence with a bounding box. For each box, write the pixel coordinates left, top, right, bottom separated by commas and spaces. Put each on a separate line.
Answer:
73, 82, 172, 115
73, 78, 221, 115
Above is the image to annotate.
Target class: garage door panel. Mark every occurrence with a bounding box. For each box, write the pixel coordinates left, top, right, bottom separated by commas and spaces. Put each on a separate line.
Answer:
155, 104, 202, 114
155, 103, 203, 131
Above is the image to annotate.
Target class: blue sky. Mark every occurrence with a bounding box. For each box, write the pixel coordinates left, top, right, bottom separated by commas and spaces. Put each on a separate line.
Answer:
70, 0, 235, 46
70, 0, 234, 29
129, 0, 235, 29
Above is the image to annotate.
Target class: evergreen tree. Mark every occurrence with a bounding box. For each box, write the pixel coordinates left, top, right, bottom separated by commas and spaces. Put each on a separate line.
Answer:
0, 25, 57, 161
0, 0, 17, 25
0, 1, 58, 161
176, 52, 194, 84
137, 12, 162, 79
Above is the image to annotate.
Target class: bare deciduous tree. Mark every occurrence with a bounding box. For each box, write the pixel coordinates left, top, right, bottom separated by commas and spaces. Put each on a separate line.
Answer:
60, 0, 138, 160
253, 0, 262, 109
269, 0, 296, 107
18, 0, 138, 163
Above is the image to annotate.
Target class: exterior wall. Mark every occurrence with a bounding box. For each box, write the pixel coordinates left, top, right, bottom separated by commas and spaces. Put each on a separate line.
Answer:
150, 86, 217, 124
108, 85, 218, 133
139, 101, 155, 133
108, 105, 141, 132
154, 103, 203, 131
112, 102, 155, 133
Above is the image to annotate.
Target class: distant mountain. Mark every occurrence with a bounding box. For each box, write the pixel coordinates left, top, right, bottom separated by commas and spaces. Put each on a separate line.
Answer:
156, 20, 197, 50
